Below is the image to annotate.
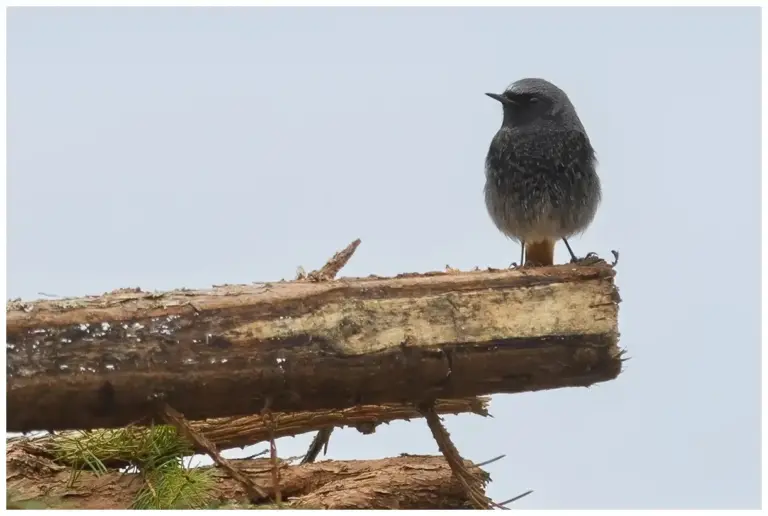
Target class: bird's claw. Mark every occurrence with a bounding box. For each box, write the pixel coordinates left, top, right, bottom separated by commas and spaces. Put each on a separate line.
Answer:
570, 252, 604, 266
569, 249, 620, 267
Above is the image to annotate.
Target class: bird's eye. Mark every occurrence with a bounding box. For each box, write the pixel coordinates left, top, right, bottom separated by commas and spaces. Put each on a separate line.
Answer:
529, 97, 540, 103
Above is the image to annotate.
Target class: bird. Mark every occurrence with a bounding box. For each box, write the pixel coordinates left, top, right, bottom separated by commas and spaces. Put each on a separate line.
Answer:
483, 78, 601, 267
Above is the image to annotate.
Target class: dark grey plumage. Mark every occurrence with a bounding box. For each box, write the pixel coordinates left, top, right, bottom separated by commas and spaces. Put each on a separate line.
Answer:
484, 78, 601, 262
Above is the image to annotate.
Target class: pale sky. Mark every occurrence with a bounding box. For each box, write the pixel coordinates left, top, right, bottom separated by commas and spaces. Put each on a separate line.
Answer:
7, 7, 761, 509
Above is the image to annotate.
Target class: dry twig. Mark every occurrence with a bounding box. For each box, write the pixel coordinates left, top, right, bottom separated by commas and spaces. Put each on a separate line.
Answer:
261, 405, 282, 505
156, 402, 268, 503
475, 454, 506, 468
499, 489, 534, 506
419, 402, 494, 510
301, 427, 333, 464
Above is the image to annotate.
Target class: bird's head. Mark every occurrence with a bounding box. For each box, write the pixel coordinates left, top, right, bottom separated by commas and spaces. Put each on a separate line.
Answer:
486, 78, 584, 131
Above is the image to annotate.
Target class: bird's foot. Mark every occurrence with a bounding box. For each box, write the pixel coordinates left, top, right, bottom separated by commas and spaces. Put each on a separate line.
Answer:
609, 250, 620, 266
570, 250, 620, 267
509, 261, 550, 269
570, 252, 604, 266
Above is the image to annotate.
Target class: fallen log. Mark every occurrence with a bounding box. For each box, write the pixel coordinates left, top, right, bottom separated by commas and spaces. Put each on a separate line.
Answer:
7, 264, 622, 432
6, 440, 488, 510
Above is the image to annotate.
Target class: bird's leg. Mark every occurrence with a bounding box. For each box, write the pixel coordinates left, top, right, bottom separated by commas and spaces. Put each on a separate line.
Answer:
562, 238, 603, 266
562, 238, 578, 262
508, 240, 525, 269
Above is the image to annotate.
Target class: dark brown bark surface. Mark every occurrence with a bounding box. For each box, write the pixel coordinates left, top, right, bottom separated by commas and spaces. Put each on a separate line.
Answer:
7, 264, 622, 432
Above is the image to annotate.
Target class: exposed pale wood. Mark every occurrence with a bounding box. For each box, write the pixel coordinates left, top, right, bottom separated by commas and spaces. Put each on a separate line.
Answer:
7, 264, 622, 432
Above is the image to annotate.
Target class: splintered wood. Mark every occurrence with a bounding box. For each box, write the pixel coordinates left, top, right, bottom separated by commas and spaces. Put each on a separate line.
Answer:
7, 247, 621, 432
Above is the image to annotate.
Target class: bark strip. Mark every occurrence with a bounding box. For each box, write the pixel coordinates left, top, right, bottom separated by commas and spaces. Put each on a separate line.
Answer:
7, 443, 488, 510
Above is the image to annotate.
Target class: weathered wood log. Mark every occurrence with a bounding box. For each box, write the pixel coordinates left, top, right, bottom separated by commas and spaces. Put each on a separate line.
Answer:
7, 264, 622, 432
8, 396, 489, 469
6, 439, 488, 509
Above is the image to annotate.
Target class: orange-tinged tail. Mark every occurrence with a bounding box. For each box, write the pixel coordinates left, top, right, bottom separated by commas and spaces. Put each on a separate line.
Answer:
525, 239, 556, 266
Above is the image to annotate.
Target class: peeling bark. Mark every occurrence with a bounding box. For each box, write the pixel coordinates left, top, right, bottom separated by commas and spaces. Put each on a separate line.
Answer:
7, 439, 488, 510
7, 264, 622, 432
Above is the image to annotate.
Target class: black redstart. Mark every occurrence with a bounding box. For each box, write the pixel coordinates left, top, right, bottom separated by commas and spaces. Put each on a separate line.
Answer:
484, 78, 601, 267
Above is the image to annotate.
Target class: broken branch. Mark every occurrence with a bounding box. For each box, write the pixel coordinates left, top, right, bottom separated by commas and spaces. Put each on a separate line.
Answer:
307, 238, 361, 282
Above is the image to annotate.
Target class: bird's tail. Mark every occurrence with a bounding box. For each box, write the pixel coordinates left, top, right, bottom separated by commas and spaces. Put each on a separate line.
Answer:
525, 239, 556, 266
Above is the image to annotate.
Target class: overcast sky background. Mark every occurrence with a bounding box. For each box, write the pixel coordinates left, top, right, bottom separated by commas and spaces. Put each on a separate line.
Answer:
7, 7, 761, 509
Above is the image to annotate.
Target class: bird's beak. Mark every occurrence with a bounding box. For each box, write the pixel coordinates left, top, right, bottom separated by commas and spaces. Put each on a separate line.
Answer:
485, 92, 516, 106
